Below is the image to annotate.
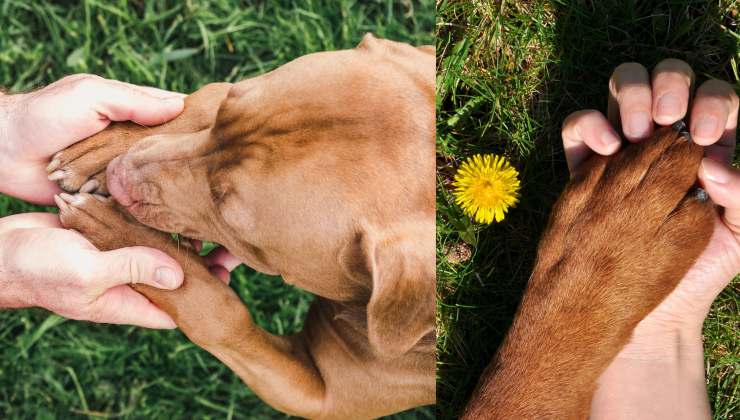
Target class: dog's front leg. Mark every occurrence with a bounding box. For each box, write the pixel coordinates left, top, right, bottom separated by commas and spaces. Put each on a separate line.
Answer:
56, 193, 330, 418
463, 126, 716, 418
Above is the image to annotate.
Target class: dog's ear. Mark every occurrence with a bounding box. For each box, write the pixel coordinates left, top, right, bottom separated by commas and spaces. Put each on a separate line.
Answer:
341, 219, 435, 359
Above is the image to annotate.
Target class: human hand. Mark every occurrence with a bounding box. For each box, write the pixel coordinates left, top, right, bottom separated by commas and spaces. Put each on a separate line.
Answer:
564, 59, 738, 419
561, 59, 739, 355
0, 212, 184, 328
0, 74, 185, 204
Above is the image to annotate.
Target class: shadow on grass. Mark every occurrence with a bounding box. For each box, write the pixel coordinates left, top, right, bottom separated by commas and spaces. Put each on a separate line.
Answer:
437, 1, 738, 418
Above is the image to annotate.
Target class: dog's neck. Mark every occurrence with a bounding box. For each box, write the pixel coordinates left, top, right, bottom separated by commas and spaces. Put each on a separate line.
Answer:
312, 298, 434, 358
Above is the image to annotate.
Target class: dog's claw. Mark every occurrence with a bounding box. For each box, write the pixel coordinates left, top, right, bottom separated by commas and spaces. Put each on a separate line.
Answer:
46, 157, 61, 172
695, 188, 709, 202
53, 194, 69, 212
671, 120, 686, 132
80, 179, 99, 193
72, 194, 87, 206
59, 192, 75, 203
671, 120, 692, 143
93, 194, 108, 203
48, 170, 65, 181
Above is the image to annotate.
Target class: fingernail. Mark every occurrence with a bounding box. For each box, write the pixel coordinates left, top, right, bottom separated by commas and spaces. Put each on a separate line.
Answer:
701, 159, 729, 184
693, 116, 719, 142
155, 267, 180, 289
627, 111, 652, 138
656, 93, 682, 120
600, 130, 621, 150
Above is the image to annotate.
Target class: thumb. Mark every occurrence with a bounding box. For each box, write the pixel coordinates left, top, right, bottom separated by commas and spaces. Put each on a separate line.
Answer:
92, 80, 185, 126
94, 246, 184, 290
698, 157, 740, 235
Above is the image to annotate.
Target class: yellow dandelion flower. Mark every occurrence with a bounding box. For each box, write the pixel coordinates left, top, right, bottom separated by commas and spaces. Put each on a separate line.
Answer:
452, 154, 520, 224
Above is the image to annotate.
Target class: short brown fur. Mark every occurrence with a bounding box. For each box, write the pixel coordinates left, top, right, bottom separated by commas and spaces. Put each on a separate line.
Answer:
462, 127, 715, 419
51, 34, 435, 419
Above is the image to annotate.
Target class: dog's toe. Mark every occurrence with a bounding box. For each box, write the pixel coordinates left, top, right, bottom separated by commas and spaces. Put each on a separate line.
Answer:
46, 147, 110, 194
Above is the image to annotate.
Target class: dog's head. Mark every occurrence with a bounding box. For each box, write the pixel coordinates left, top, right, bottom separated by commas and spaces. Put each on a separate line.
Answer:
106, 34, 435, 357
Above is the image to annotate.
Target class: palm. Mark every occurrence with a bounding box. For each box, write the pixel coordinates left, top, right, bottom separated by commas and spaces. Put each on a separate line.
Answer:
640, 215, 740, 328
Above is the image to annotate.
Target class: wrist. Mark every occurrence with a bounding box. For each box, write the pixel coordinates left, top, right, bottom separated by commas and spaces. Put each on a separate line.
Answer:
593, 323, 710, 419
616, 319, 704, 362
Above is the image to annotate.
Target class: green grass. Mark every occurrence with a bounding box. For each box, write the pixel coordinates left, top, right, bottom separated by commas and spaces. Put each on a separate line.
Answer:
0, 0, 433, 418
436, 1, 739, 418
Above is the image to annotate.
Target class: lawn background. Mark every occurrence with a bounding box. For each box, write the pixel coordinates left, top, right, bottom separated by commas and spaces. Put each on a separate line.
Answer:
437, 1, 739, 419
0, 1, 434, 418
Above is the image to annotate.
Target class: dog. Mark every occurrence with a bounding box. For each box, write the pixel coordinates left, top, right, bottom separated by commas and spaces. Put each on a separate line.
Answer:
462, 124, 715, 418
48, 34, 435, 419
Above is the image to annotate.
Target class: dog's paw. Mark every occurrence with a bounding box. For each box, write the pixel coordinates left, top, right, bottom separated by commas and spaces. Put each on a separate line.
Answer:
46, 122, 141, 194
56, 193, 124, 248
55, 192, 163, 252
47, 144, 110, 194
534, 123, 715, 321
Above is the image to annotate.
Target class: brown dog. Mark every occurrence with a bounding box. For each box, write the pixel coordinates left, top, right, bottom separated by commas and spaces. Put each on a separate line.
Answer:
48, 34, 435, 419
462, 125, 715, 418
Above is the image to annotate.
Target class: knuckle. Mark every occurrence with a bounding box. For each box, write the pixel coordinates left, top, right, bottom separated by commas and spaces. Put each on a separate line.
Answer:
75, 254, 98, 282
59, 73, 91, 84
71, 74, 104, 92
123, 255, 143, 284
562, 109, 599, 133
563, 109, 591, 124
73, 266, 95, 290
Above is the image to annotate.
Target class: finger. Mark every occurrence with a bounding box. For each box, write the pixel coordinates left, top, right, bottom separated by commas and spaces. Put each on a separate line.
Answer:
698, 158, 740, 235
117, 82, 187, 99
608, 63, 654, 141
0, 212, 61, 234
204, 247, 242, 272
562, 109, 622, 173
1, 161, 63, 205
88, 246, 184, 291
91, 284, 177, 329
88, 78, 185, 126
690, 79, 739, 157
651, 59, 694, 125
